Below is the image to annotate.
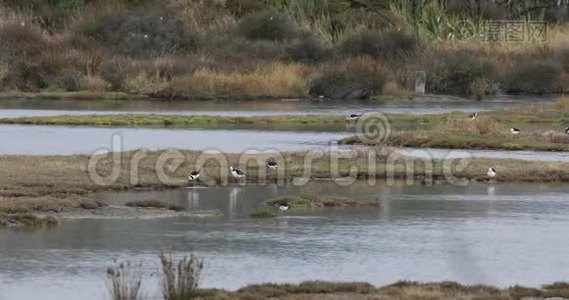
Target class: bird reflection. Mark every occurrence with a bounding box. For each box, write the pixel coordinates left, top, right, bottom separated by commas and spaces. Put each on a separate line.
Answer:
186, 189, 200, 210
229, 187, 243, 215
487, 185, 495, 196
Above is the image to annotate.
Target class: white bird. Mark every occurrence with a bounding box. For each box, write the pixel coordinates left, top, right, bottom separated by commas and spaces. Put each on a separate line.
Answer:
143, 34, 148, 39
278, 203, 289, 211
469, 112, 477, 120
346, 114, 360, 121
510, 128, 520, 135
267, 159, 278, 170
188, 170, 200, 181
230, 166, 246, 180
487, 167, 496, 179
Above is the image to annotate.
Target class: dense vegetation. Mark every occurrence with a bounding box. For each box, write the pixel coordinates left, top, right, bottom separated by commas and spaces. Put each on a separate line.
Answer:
0, 0, 568, 99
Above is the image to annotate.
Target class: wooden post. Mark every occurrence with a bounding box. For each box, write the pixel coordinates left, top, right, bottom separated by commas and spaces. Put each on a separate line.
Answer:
415, 71, 426, 94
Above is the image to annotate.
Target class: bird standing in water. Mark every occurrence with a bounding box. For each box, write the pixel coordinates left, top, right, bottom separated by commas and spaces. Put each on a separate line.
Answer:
267, 159, 278, 170
230, 166, 246, 182
487, 167, 496, 179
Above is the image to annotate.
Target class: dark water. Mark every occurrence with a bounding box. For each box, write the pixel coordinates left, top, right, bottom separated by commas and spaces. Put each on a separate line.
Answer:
1, 181, 569, 299
0, 95, 552, 118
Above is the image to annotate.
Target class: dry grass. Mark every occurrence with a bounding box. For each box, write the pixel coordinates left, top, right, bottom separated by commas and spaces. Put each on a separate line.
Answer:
106, 260, 143, 300
125, 72, 169, 94
83, 75, 109, 92
169, 63, 311, 98
434, 117, 508, 135
160, 253, 203, 300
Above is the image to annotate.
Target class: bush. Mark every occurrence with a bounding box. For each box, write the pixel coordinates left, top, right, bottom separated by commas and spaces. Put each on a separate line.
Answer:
428, 53, 497, 96
0, 21, 50, 58
285, 33, 331, 63
2, 62, 48, 92
309, 57, 390, 99
74, 12, 199, 57
206, 35, 285, 67
56, 69, 85, 92
506, 60, 562, 94
226, 0, 267, 17
100, 62, 126, 91
341, 30, 418, 60
238, 10, 296, 41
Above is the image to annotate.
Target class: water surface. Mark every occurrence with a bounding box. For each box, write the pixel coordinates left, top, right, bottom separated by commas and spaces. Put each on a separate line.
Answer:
1, 181, 569, 299
0, 95, 551, 118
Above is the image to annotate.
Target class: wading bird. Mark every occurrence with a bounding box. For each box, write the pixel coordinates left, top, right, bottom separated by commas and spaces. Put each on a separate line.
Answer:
487, 167, 496, 179
230, 166, 246, 181
188, 170, 200, 182
267, 159, 278, 170
346, 114, 360, 121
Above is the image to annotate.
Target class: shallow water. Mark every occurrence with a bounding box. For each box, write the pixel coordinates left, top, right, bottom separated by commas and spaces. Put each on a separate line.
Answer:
1, 125, 568, 163
1, 181, 569, 299
0, 125, 349, 155
0, 95, 552, 118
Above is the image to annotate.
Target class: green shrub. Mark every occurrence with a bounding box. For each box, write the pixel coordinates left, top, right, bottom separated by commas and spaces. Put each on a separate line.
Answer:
100, 62, 125, 91
74, 12, 199, 56
285, 33, 331, 63
341, 30, 418, 60
238, 10, 296, 41
506, 60, 562, 94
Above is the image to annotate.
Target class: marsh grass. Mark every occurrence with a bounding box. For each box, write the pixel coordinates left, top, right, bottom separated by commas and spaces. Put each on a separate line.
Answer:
0, 114, 345, 128
201, 280, 569, 299
265, 194, 380, 208
0, 213, 58, 228
106, 260, 143, 300
160, 253, 203, 300
249, 208, 277, 219
125, 200, 183, 211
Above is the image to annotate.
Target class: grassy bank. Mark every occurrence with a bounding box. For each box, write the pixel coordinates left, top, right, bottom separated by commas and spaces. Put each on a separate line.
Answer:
0, 114, 345, 128
1, 1, 569, 100
340, 97, 569, 151
3, 148, 569, 215
0, 91, 149, 100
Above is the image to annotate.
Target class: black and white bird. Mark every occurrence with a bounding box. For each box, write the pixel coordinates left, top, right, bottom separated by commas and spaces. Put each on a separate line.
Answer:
487, 167, 496, 179
469, 112, 478, 120
188, 170, 201, 181
565, 127, 569, 134
510, 128, 520, 135
267, 159, 278, 170
229, 166, 246, 180
346, 114, 360, 121
278, 203, 289, 212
